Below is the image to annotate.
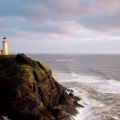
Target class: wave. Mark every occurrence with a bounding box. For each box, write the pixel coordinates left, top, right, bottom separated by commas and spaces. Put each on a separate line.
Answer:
88, 69, 109, 80
54, 71, 120, 94
72, 108, 83, 120
53, 71, 108, 84
2, 116, 10, 120
71, 72, 105, 84
53, 71, 120, 120
108, 80, 120, 87
56, 59, 74, 62
69, 87, 103, 120
97, 79, 120, 94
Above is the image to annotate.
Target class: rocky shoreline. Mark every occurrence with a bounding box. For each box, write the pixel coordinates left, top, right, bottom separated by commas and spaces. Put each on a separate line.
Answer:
0, 54, 83, 120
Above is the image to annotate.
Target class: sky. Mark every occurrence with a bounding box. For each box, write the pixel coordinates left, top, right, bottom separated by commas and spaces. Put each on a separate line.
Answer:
0, 0, 120, 54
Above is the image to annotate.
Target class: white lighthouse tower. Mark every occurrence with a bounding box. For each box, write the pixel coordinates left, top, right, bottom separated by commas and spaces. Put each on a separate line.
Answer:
2, 36, 8, 55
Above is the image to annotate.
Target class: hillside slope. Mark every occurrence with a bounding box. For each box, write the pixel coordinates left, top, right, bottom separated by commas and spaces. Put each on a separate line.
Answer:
0, 54, 83, 120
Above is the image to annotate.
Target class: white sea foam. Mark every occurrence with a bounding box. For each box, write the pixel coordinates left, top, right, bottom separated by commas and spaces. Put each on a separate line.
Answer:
109, 80, 120, 87
72, 108, 83, 120
2, 116, 10, 120
69, 87, 103, 120
54, 72, 120, 94
98, 82, 120, 94
54, 71, 120, 95
53, 71, 120, 120
70, 72, 120, 94
71, 72, 105, 84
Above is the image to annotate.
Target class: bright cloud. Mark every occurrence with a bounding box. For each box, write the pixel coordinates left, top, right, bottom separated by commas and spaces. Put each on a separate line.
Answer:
0, 0, 120, 53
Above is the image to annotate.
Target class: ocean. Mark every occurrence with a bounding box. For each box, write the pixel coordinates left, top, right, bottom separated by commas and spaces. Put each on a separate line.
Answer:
27, 54, 120, 120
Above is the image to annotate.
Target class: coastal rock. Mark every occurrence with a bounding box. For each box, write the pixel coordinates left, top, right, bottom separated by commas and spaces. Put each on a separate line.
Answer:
0, 54, 83, 120
0, 116, 4, 120
69, 93, 81, 101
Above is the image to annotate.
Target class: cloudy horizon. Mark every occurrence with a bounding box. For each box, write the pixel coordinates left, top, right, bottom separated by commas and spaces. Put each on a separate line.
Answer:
0, 0, 120, 54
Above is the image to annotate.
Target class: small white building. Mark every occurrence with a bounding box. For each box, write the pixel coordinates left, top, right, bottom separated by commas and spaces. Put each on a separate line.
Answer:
0, 36, 8, 55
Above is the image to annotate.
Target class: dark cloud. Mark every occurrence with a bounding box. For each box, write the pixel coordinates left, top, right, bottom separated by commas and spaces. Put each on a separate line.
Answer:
1, 0, 120, 24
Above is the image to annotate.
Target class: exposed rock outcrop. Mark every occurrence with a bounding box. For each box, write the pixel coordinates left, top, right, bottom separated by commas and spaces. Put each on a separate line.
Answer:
0, 54, 83, 120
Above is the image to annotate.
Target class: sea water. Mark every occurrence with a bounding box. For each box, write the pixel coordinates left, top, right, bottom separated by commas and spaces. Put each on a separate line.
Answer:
28, 54, 120, 120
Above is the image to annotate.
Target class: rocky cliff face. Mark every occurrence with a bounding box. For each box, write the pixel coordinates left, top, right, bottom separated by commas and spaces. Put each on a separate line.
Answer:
0, 54, 83, 120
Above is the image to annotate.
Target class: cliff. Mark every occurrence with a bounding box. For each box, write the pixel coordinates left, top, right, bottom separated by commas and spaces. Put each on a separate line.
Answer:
0, 54, 83, 120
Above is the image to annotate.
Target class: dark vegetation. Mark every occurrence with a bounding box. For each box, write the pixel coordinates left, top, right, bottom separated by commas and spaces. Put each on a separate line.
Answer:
0, 54, 83, 120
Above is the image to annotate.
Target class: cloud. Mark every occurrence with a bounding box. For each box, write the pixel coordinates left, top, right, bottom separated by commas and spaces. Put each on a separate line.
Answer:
0, 17, 10, 28
81, 0, 120, 16
1, 0, 120, 22
1, 0, 120, 18
0, 0, 120, 42
79, 13, 120, 31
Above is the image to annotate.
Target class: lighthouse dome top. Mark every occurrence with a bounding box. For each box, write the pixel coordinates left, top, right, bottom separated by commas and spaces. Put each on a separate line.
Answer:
3, 36, 7, 39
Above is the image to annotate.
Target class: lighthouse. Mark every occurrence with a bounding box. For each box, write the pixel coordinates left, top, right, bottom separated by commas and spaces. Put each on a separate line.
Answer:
2, 36, 8, 55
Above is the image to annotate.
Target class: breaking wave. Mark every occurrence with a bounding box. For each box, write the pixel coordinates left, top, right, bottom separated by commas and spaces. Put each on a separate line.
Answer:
53, 71, 120, 120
